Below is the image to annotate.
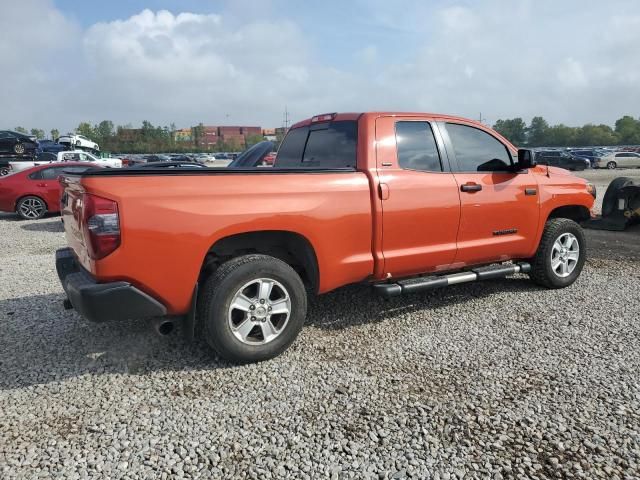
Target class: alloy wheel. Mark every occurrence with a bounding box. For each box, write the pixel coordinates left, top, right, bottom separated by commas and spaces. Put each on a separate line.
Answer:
228, 278, 291, 345
19, 198, 45, 219
550, 232, 580, 278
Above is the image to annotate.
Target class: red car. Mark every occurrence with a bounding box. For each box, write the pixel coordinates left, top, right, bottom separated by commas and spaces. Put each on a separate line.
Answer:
0, 162, 101, 220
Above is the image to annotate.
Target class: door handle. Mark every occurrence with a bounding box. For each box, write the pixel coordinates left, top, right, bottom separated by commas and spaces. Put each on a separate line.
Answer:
460, 183, 482, 192
378, 183, 390, 200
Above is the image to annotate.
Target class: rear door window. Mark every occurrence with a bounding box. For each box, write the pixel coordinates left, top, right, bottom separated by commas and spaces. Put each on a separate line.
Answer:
275, 121, 357, 169
395, 122, 442, 172
446, 123, 512, 172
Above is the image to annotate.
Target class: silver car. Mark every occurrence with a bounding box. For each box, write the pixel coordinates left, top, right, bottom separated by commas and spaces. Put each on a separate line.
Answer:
596, 152, 640, 169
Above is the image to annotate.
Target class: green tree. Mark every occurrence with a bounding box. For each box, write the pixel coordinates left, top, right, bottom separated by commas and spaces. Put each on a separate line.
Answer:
14, 126, 27, 134
191, 123, 205, 147
574, 124, 618, 146
545, 124, 577, 146
245, 134, 266, 148
614, 116, 640, 144
76, 122, 95, 139
51, 129, 60, 140
526, 116, 549, 147
493, 118, 527, 145
30, 128, 45, 139
95, 120, 114, 141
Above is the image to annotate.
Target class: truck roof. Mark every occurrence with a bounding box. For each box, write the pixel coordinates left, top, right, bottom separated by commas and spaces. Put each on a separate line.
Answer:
290, 112, 488, 130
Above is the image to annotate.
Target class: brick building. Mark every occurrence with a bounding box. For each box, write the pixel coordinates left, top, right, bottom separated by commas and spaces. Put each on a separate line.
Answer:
175, 125, 263, 149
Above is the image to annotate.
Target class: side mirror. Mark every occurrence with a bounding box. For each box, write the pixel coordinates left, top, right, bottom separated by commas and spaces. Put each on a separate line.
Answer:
517, 149, 536, 169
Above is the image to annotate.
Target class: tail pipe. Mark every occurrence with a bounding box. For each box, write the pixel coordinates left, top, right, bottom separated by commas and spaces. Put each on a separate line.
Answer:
152, 318, 175, 336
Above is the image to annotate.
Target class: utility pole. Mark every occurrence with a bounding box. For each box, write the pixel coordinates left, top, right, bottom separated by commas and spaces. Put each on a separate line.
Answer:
282, 106, 290, 130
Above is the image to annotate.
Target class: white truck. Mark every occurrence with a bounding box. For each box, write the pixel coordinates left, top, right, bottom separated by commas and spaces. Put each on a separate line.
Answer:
9, 151, 121, 173
58, 151, 122, 168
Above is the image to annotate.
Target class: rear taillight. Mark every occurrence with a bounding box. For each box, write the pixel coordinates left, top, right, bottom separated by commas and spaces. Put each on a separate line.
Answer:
82, 193, 120, 259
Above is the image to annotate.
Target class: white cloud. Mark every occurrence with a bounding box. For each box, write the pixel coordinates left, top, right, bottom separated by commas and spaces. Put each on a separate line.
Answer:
0, 0, 80, 131
356, 45, 378, 64
557, 58, 588, 89
2, 0, 640, 132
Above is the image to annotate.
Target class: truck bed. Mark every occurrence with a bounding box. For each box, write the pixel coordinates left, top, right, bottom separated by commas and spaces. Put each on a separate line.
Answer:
60, 168, 375, 314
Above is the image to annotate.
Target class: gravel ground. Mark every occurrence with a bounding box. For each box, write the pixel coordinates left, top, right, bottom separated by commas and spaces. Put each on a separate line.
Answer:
1, 171, 640, 479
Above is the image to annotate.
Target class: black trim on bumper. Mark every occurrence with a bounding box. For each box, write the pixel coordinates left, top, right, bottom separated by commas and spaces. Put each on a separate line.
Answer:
56, 248, 167, 323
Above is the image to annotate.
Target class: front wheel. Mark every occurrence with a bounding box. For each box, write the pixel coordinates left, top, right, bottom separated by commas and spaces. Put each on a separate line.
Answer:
607, 161, 617, 169
197, 254, 307, 363
0, 167, 9, 176
13, 143, 25, 155
529, 218, 586, 289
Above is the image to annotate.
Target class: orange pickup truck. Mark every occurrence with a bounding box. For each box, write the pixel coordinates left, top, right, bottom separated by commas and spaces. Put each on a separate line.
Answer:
56, 112, 596, 362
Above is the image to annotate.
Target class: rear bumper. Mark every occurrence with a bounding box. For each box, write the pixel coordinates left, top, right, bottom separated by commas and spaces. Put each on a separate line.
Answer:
55, 247, 167, 322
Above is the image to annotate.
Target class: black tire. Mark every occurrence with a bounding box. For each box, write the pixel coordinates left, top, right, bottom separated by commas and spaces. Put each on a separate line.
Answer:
16, 196, 47, 220
197, 254, 307, 363
0, 167, 9, 176
602, 176, 634, 217
13, 143, 25, 155
529, 218, 586, 289
607, 161, 617, 170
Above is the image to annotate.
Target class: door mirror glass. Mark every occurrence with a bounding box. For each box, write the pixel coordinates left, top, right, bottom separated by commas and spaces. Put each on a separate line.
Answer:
517, 149, 536, 169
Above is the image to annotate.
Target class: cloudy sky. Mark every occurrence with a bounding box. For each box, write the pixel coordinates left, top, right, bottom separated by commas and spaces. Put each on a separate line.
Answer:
2, 0, 639, 133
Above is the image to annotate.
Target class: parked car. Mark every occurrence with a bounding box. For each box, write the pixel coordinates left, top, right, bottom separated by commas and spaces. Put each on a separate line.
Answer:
0, 158, 12, 176
58, 151, 122, 168
168, 154, 195, 162
0, 130, 39, 156
38, 139, 68, 154
143, 154, 171, 163
227, 141, 276, 168
0, 162, 101, 219
55, 111, 595, 363
568, 149, 604, 168
8, 152, 59, 173
596, 152, 640, 169
57, 134, 99, 152
132, 161, 206, 169
535, 150, 588, 171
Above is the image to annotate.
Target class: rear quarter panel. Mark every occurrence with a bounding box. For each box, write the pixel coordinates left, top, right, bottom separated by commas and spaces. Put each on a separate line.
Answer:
80, 172, 374, 314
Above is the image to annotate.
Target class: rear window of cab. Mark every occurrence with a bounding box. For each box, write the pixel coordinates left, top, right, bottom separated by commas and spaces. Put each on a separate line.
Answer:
275, 121, 357, 169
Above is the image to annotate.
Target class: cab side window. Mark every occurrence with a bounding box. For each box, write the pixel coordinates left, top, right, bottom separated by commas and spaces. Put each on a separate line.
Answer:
446, 123, 512, 172
395, 122, 443, 172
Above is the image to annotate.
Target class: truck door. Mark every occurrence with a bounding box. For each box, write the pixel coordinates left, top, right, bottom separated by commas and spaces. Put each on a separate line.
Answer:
375, 116, 461, 278
436, 121, 540, 266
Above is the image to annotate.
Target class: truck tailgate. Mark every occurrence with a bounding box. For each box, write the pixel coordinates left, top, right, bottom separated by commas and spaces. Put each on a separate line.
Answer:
59, 175, 92, 271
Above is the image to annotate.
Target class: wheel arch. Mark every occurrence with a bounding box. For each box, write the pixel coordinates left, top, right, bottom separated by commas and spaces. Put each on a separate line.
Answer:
546, 205, 591, 223
200, 230, 320, 294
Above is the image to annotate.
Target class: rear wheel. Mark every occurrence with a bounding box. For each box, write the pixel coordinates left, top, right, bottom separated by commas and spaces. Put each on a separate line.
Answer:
529, 218, 586, 289
16, 196, 47, 220
13, 143, 25, 155
197, 254, 307, 363
607, 161, 617, 169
